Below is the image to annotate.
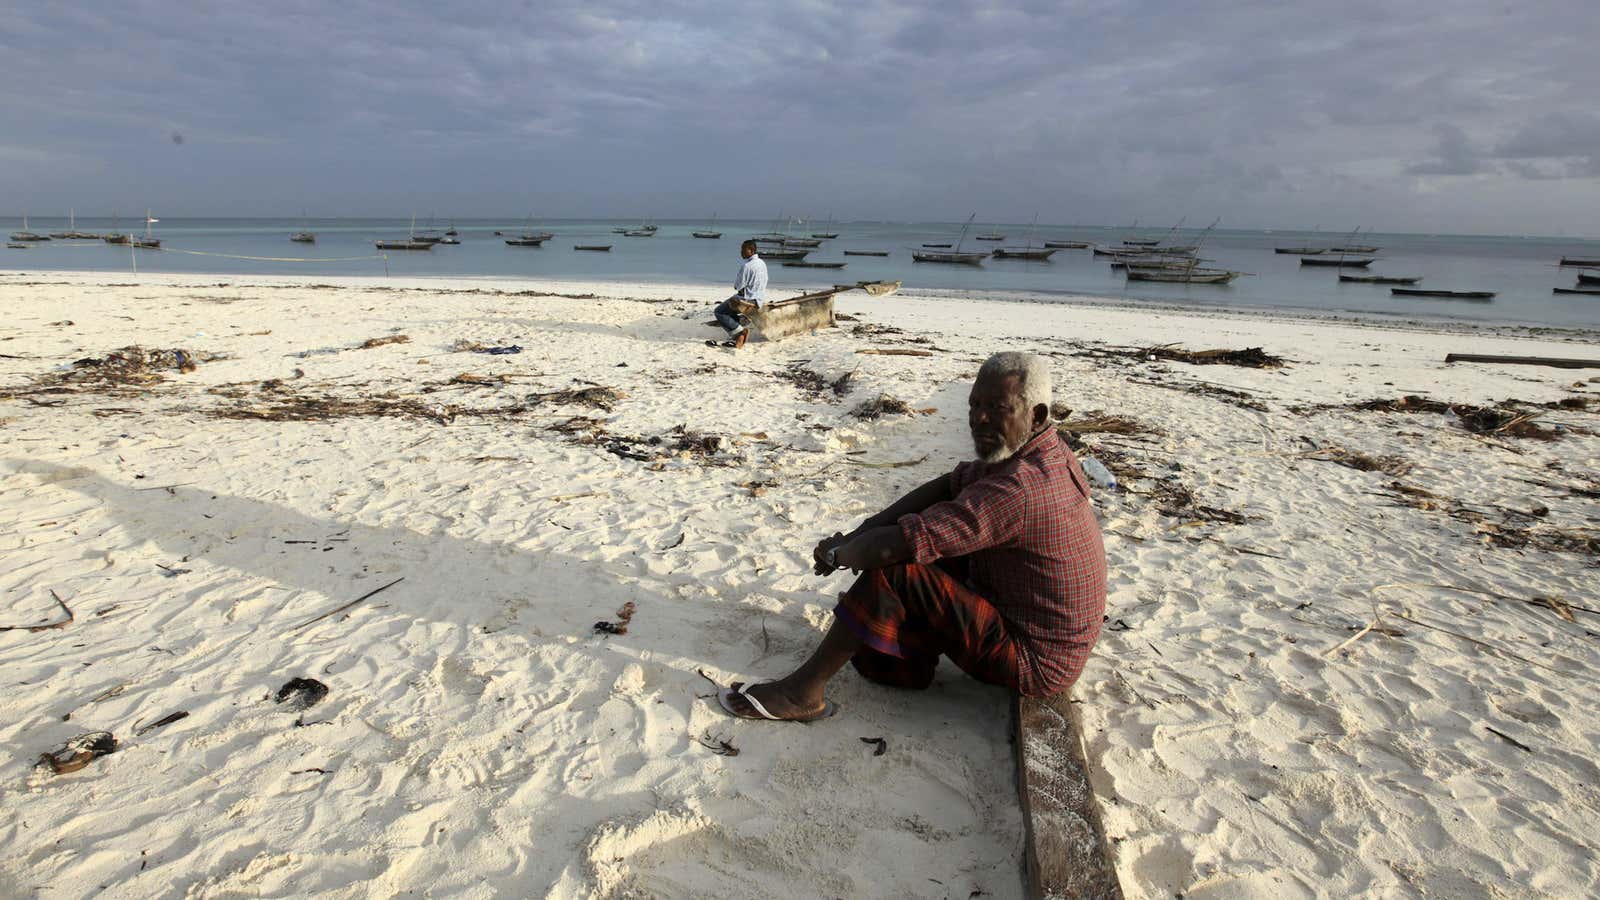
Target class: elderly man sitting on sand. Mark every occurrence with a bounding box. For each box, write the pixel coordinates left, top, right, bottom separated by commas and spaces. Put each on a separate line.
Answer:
721, 351, 1107, 721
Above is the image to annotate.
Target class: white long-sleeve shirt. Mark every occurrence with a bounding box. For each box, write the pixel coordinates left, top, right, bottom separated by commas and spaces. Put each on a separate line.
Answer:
733, 254, 768, 308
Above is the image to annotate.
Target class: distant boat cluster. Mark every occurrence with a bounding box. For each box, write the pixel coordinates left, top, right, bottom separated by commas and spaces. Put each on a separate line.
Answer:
1272, 227, 1508, 301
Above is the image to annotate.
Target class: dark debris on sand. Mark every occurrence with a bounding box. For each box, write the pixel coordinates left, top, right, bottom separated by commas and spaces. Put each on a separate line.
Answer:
1315, 395, 1573, 441
851, 394, 913, 420
1, 346, 226, 402
1076, 344, 1285, 369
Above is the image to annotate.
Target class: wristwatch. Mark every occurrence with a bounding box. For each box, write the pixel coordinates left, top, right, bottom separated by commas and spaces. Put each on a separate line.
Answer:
824, 547, 840, 569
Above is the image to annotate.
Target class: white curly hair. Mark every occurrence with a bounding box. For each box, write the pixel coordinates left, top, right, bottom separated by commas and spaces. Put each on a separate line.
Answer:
976, 351, 1052, 414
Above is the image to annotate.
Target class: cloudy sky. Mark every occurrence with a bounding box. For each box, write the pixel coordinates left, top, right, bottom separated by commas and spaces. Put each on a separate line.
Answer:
3, 1, 1597, 234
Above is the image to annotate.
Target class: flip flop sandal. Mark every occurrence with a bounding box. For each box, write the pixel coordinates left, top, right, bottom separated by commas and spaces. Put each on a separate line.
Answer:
718, 681, 838, 723
38, 731, 119, 775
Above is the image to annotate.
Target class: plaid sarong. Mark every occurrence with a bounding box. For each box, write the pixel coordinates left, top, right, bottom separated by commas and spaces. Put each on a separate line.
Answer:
834, 559, 1023, 693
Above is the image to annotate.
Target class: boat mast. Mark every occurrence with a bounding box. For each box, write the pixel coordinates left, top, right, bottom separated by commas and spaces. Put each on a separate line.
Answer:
954, 212, 976, 252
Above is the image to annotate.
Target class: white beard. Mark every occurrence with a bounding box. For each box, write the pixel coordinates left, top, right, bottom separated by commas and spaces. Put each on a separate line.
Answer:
978, 442, 1019, 464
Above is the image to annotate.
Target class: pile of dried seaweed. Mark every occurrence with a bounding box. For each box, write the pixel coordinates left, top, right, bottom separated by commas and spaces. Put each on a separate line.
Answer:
0, 346, 225, 401
1334, 395, 1566, 440
777, 363, 855, 401
210, 393, 461, 425
357, 334, 410, 350
1077, 344, 1284, 369
851, 394, 912, 420
527, 385, 625, 411
1297, 443, 1412, 476
1056, 413, 1154, 438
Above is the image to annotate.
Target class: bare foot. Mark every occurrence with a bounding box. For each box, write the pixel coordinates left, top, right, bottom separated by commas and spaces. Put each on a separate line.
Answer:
725, 681, 830, 721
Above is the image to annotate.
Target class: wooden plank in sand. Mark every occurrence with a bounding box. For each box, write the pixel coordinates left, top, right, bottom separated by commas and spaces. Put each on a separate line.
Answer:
1014, 693, 1123, 899
1444, 353, 1600, 369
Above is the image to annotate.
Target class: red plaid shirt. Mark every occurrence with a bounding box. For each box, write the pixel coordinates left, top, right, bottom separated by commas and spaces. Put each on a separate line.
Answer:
897, 428, 1107, 695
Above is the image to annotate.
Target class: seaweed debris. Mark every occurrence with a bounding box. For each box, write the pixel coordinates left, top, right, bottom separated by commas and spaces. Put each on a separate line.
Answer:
1331, 395, 1567, 440
1078, 344, 1284, 368
357, 334, 410, 350
0, 346, 225, 402
851, 394, 912, 420
527, 385, 625, 411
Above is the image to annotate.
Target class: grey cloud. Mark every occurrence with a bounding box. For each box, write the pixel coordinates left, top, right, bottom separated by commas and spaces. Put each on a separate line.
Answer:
1, 0, 1597, 233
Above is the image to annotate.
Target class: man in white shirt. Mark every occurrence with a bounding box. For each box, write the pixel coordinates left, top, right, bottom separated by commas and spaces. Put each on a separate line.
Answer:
711, 240, 768, 349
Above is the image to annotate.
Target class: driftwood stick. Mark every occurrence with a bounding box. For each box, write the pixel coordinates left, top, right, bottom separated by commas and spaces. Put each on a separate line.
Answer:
857, 348, 935, 357
1484, 726, 1533, 753
0, 590, 74, 633
1444, 353, 1600, 369
288, 577, 404, 633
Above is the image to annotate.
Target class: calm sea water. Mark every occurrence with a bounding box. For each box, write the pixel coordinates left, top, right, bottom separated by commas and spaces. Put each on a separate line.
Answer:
7, 216, 1600, 328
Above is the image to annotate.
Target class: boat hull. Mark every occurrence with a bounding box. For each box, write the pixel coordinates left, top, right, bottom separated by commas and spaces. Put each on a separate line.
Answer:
1301, 257, 1375, 267
1391, 288, 1495, 300
1339, 275, 1420, 285
991, 248, 1058, 260
912, 251, 987, 265
376, 241, 433, 250
1043, 241, 1090, 249
842, 250, 889, 257
574, 245, 612, 251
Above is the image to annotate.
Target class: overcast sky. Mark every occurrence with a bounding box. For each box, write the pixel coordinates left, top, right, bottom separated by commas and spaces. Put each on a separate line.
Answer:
3, 1, 1597, 234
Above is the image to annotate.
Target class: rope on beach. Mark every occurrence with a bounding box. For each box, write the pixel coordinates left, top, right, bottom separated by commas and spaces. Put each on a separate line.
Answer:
157, 247, 387, 263
13, 242, 385, 263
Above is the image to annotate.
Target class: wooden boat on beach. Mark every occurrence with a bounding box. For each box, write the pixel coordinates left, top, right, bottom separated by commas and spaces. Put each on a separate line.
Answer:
1301, 257, 1375, 267
574, 244, 611, 251
992, 247, 1058, 260
856, 280, 901, 296
1392, 288, 1495, 300
1043, 240, 1090, 249
843, 250, 889, 256
1553, 287, 1600, 295
1560, 257, 1600, 267
1340, 275, 1420, 285
784, 260, 846, 269
9, 214, 49, 241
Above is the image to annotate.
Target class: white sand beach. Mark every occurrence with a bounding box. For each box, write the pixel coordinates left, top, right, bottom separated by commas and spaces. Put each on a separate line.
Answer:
2, 271, 1598, 899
